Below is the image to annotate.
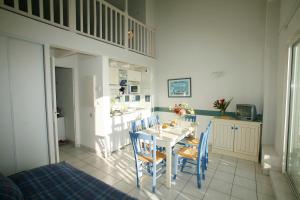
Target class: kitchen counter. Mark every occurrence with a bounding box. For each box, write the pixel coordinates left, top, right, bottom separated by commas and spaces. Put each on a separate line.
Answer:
110, 108, 146, 117
108, 108, 152, 152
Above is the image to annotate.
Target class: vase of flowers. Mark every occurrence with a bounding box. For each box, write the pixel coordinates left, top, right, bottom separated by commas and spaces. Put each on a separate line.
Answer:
213, 98, 233, 115
169, 103, 194, 125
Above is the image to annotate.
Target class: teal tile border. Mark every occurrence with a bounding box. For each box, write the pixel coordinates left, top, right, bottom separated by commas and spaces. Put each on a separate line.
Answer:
154, 107, 262, 121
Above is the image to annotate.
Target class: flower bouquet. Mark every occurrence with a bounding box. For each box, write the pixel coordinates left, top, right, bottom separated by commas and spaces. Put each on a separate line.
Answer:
213, 98, 233, 115
169, 103, 195, 116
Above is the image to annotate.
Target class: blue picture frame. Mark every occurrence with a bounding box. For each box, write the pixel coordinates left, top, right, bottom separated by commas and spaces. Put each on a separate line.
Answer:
168, 78, 191, 98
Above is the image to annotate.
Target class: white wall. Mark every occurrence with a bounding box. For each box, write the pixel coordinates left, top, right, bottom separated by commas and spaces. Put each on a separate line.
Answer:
154, 0, 266, 115
262, 0, 280, 145
55, 67, 75, 142
274, 0, 300, 167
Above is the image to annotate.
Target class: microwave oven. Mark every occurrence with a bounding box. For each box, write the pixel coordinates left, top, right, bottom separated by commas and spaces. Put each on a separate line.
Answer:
128, 85, 140, 94
236, 104, 257, 121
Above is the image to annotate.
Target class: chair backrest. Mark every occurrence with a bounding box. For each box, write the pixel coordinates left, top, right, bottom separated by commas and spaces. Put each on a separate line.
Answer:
129, 131, 157, 164
197, 127, 210, 160
205, 121, 212, 153
131, 119, 147, 133
147, 114, 160, 128
184, 115, 197, 122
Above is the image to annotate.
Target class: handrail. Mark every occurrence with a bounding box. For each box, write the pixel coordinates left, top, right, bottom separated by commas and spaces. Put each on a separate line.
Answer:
0, 0, 155, 58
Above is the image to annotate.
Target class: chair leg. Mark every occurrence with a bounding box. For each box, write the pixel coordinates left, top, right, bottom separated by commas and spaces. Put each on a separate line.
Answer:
181, 158, 187, 172
197, 174, 201, 188
205, 152, 208, 170
201, 158, 206, 180
197, 159, 202, 188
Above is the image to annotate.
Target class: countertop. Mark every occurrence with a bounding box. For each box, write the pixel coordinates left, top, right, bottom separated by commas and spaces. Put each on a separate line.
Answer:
110, 108, 147, 117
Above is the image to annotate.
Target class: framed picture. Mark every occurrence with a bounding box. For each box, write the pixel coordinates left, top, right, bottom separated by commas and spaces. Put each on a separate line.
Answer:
168, 78, 191, 98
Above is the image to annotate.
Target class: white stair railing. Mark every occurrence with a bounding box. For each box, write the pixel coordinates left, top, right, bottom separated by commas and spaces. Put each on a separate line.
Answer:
0, 0, 155, 58
75, 0, 125, 48
128, 16, 155, 57
0, 0, 71, 30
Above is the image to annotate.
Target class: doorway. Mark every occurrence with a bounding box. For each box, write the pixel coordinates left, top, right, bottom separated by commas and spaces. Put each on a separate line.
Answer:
286, 39, 300, 197
55, 67, 76, 150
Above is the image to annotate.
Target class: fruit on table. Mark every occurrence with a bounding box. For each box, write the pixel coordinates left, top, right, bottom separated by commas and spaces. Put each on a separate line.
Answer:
162, 123, 169, 129
170, 120, 177, 126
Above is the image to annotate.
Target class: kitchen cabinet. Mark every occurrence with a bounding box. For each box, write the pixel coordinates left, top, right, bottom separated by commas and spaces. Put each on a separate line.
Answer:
109, 67, 119, 85
212, 117, 261, 162
127, 70, 141, 82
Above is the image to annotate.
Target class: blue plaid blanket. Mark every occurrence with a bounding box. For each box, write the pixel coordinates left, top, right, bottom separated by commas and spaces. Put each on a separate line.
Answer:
9, 162, 136, 200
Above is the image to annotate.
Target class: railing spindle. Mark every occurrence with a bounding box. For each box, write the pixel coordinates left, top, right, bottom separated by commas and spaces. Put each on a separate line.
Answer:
40, 0, 44, 19
87, 0, 90, 34
50, 0, 54, 23
110, 7, 112, 41
114, 11, 117, 44
60, 0, 64, 26
119, 13, 122, 45
99, 1, 102, 38
94, 0, 96, 36
105, 5, 108, 40
80, 0, 83, 32
127, 19, 131, 49
13, 0, 18, 10
27, 0, 32, 15
143, 26, 146, 54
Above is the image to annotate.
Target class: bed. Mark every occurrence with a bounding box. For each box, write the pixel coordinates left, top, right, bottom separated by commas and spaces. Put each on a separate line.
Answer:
0, 162, 136, 200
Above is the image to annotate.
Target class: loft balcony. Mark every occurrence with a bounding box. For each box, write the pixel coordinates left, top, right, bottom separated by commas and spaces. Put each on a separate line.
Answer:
0, 0, 155, 58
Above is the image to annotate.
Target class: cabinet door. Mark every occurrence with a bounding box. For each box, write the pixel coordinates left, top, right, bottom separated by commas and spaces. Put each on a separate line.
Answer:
109, 68, 119, 84
212, 120, 235, 151
234, 124, 260, 156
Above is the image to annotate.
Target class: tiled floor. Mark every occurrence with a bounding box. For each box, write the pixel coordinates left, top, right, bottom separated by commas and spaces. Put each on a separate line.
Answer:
59, 144, 275, 200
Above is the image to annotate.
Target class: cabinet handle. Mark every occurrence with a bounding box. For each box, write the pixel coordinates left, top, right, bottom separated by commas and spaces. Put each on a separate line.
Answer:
235, 127, 238, 130
231, 126, 234, 130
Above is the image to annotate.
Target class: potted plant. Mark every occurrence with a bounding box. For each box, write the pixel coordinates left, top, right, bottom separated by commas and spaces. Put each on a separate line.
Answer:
213, 98, 233, 115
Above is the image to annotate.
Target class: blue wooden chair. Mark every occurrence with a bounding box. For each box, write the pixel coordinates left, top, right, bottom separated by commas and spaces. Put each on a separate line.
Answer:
147, 114, 160, 128
204, 121, 212, 170
184, 114, 197, 122
172, 124, 210, 188
177, 115, 198, 146
146, 114, 166, 152
129, 119, 166, 193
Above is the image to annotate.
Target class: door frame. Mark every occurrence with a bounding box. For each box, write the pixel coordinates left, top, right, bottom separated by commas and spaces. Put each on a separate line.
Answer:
283, 36, 300, 173
54, 66, 78, 144
284, 37, 300, 198
51, 59, 80, 161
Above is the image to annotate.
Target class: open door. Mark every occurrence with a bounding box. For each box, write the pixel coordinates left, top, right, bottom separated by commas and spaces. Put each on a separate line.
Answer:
50, 56, 60, 162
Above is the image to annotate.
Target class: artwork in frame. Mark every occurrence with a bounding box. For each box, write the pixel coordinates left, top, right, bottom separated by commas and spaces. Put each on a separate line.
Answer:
168, 78, 191, 98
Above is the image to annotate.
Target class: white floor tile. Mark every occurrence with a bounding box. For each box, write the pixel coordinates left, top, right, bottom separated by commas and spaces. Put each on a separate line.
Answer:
231, 185, 257, 200
209, 178, 232, 195
233, 175, 256, 191
204, 188, 230, 200
62, 145, 276, 200
214, 171, 235, 183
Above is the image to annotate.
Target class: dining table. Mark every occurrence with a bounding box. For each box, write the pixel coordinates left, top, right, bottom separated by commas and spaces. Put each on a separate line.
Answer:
143, 121, 196, 188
